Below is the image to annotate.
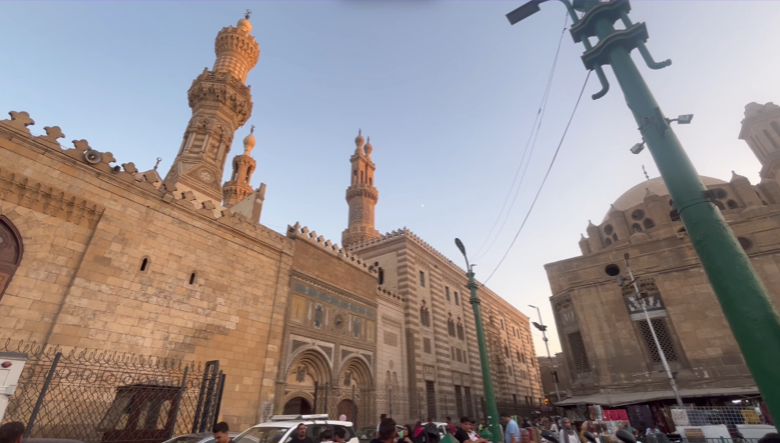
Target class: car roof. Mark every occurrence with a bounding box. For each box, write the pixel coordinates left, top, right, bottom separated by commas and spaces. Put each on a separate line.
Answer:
253, 420, 354, 428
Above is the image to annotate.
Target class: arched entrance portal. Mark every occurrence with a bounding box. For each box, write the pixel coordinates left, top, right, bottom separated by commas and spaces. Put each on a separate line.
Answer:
283, 397, 312, 415
337, 399, 356, 423
0, 216, 23, 302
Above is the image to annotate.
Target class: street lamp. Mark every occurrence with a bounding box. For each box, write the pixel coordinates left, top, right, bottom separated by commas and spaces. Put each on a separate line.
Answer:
507, 1, 780, 429
621, 253, 684, 407
455, 238, 503, 443
528, 305, 561, 402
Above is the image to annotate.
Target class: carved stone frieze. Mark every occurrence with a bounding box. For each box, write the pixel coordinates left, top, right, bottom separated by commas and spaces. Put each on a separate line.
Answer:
0, 166, 104, 229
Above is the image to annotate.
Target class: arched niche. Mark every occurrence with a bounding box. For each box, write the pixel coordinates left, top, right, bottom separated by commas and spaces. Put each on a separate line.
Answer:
0, 216, 24, 301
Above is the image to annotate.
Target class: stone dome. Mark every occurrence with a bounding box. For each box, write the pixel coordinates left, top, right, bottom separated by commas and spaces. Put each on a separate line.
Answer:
237, 18, 252, 34
605, 176, 727, 220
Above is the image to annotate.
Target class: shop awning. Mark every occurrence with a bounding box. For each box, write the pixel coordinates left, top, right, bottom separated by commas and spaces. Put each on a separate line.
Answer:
555, 386, 759, 407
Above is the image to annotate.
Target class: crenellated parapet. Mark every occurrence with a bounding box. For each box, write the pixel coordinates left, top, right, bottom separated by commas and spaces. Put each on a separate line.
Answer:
0, 110, 288, 251
287, 222, 378, 277
348, 227, 469, 278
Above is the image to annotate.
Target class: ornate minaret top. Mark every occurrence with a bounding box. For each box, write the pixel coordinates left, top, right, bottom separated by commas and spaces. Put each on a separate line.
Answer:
739, 102, 780, 181
223, 126, 257, 207
342, 130, 381, 248
163, 14, 260, 202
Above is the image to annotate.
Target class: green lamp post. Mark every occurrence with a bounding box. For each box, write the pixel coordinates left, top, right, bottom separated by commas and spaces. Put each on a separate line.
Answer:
455, 238, 503, 443
506, 0, 780, 430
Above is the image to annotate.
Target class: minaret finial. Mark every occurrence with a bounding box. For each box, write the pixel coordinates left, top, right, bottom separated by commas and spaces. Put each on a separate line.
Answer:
642, 165, 650, 181
154, 157, 162, 170
250, 124, 255, 134
245, 9, 252, 19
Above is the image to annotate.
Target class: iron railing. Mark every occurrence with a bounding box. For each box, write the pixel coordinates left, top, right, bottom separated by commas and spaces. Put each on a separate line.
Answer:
1, 339, 224, 443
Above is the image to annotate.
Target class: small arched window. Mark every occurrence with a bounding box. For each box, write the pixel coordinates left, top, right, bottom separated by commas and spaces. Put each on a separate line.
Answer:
189, 272, 197, 285
604, 238, 613, 246
714, 200, 726, 210
631, 223, 643, 233
643, 218, 656, 229
140, 257, 150, 272
670, 210, 680, 222
378, 267, 384, 285
727, 199, 739, 209
369, 177, 373, 186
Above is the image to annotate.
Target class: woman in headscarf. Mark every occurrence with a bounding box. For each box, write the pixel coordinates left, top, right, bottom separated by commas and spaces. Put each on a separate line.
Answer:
559, 419, 580, 443
413, 421, 426, 443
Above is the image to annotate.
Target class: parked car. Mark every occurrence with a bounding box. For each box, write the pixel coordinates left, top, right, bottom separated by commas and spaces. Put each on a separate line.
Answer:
233, 414, 358, 443
162, 432, 240, 443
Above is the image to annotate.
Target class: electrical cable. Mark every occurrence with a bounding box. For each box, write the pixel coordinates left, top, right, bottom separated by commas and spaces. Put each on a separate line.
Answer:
481, 69, 592, 286
473, 12, 570, 261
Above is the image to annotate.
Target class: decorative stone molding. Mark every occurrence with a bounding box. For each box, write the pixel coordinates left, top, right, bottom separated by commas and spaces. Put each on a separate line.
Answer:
0, 166, 104, 229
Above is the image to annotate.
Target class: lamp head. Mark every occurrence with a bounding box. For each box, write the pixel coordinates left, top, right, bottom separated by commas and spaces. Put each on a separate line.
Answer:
677, 114, 694, 124
455, 238, 467, 257
630, 142, 645, 155
506, 0, 549, 25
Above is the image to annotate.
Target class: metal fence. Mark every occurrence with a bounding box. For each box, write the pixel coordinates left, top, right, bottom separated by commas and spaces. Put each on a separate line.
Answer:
669, 406, 770, 427
1, 339, 224, 443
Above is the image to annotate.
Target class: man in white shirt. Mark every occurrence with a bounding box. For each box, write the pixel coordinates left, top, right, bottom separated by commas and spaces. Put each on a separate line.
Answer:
559, 419, 579, 443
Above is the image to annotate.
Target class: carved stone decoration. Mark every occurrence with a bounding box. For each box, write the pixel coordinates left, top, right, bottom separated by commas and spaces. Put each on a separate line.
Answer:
1, 111, 35, 132
296, 365, 306, 383
35, 126, 65, 150
0, 166, 104, 229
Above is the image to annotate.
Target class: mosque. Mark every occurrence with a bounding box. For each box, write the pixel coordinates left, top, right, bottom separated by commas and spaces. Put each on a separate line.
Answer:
0, 14, 543, 431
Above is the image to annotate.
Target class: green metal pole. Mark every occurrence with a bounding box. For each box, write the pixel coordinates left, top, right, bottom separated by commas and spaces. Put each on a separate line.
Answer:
467, 270, 503, 443
506, 0, 780, 430
592, 10, 780, 431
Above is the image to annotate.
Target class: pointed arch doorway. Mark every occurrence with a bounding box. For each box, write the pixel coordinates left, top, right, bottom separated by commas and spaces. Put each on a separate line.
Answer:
283, 397, 312, 415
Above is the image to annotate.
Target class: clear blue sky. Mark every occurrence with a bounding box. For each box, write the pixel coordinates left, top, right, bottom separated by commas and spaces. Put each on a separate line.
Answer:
2, 1, 778, 355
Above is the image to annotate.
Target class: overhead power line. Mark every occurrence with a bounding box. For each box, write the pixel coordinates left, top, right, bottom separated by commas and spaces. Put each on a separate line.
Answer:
473, 12, 570, 261
482, 69, 592, 286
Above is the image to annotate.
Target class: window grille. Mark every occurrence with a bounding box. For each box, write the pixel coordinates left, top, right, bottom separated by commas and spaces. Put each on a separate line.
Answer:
454, 385, 464, 418
457, 323, 464, 340
425, 381, 437, 419
420, 271, 425, 287
423, 338, 431, 354
638, 318, 679, 362
567, 331, 591, 373
464, 387, 473, 417
445, 286, 450, 301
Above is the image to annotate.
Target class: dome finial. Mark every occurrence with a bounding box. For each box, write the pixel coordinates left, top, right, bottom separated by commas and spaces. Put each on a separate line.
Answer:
237, 11, 253, 33
354, 129, 365, 151
245, 9, 252, 19
243, 126, 256, 155
364, 136, 373, 156
642, 165, 650, 181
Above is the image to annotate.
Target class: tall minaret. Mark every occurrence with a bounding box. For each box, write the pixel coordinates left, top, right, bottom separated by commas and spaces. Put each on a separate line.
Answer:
164, 11, 260, 202
223, 126, 257, 206
342, 130, 381, 248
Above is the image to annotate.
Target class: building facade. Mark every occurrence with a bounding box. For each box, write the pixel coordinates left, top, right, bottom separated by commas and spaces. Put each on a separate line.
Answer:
0, 14, 542, 432
544, 102, 780, 407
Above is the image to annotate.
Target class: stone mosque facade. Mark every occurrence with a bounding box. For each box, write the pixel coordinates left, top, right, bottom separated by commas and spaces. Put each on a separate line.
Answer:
545, 102, 780, 407
0, 15, 542, 430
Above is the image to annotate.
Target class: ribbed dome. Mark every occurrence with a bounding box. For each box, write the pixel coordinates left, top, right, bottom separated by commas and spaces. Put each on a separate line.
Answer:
605, 176, 727, 220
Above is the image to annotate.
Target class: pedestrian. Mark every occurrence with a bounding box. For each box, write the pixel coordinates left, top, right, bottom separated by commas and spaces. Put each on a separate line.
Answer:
501, 413, 520, 443
334, 428, 348, 443
321, 429, 335, 443
479, 418, 488, 433
413, 421, 426, 443
213, 422, 234, 443
579, 421, 597, 443
340, 414, 347, 421
559, 419, 579, 443
758, 433, 780, 443
447, 417, 457, 435
454, 417, 487, 443
399, 425, 415, 443
0, 422, 24, 443
378, 414, 388, 438
292, 424, 314, 443
425, 417, 439, 443
645, 424, 662, 435
378, 418, 400, 443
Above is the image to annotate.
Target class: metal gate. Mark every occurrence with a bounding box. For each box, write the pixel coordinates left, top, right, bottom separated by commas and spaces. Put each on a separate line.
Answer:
1, 339, 225, 443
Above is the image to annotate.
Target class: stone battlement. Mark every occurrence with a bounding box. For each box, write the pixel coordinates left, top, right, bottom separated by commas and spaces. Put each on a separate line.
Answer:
0, 110, 288, 252
348, 227, 469, 278
287, 222, 379, 277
